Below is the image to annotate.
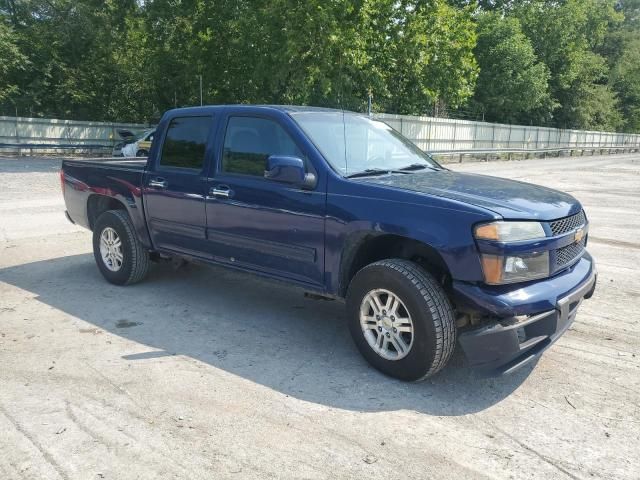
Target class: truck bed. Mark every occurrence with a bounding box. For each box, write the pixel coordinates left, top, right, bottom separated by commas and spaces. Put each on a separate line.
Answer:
61, 157, 150, 245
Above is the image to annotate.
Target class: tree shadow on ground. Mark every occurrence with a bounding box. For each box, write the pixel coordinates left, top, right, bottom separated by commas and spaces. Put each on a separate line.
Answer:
0, 253, 535, 415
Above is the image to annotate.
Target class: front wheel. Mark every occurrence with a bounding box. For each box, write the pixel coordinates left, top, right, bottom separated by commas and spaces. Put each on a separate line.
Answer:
92, 210, 150, 285
346, 259, 456, 381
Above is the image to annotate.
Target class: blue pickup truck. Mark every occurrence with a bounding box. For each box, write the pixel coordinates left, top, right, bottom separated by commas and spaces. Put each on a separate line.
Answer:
61, 105, 596, 380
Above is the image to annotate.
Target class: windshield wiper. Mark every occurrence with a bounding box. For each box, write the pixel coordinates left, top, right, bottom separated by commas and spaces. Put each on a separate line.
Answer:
345, 168, 393, 179
399, 163, 438, 171
346, 164, 436, 179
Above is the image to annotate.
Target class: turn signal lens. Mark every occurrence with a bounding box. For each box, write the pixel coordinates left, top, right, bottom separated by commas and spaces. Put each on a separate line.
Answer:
480, 255, 504, 284
475, 223, 500, 241
481, 252, 550, 285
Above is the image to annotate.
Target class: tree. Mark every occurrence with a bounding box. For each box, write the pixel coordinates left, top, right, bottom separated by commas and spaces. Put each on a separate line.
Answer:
0, 21, 26, 107
514, 0, 624, 130
0, 0, 141, 119
180, 0, 479, 115
610, 47, 640, 133
362, 0, 478, 115
605, 0, 640, 132
470, 12, 553, 124
0, 0, 638, 132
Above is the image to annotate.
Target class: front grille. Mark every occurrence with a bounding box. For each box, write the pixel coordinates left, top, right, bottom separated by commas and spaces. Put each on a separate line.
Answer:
549, 211, 586, 236
556, 238, 586, 267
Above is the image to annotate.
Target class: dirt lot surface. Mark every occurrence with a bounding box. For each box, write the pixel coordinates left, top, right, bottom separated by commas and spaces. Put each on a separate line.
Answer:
1, 154, 638, 479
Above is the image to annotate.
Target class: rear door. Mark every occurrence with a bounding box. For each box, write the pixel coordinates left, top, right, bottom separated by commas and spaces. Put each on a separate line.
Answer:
204, 109, 326, 287
144, 114, 215, 256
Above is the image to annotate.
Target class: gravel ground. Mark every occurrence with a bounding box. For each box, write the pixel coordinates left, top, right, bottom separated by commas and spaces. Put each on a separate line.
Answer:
0, 154, 638, 480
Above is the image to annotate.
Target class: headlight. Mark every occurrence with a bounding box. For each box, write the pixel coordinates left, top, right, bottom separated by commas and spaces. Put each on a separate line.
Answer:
475, 221, 545, 242
474, 221, 550, 284
480, 252, 550, 285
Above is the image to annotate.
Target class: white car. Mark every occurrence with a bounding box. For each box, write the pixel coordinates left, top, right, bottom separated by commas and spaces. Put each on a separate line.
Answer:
121, 130, 155, 158
111, 129, 136, 157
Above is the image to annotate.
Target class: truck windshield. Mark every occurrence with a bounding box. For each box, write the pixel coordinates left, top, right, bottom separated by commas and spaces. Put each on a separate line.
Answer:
291, 112, 442, 176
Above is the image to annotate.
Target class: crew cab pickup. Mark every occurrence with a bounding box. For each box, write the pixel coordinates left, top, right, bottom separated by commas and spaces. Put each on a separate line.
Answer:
61, 105, 596, 380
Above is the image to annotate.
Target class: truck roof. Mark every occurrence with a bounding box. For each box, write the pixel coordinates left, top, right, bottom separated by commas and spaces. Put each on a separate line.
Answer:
164, 105, 353, 116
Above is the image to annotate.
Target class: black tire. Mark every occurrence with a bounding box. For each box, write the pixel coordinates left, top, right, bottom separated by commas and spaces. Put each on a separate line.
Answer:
92, 210, 150, 285
136, 150, 148, 157
346, 259, 456, 381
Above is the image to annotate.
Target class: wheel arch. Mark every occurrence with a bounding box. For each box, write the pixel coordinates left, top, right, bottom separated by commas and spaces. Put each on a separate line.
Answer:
86, 195, 128, 231
339, 233, 451, 297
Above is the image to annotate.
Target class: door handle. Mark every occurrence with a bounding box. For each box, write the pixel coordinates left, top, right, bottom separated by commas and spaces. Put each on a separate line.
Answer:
210, 185, 233, 198
149, 178, 168, 188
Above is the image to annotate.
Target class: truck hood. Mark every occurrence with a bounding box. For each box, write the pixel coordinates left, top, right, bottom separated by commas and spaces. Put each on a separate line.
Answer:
359, 170, 581, 220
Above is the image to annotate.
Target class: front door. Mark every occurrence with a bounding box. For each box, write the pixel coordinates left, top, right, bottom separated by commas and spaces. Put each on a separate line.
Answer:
144, 114, 214, 256
205, 111, 326, 287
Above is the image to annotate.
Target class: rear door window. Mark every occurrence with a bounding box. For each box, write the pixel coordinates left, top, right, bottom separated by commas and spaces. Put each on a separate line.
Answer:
160, 116, 212, 170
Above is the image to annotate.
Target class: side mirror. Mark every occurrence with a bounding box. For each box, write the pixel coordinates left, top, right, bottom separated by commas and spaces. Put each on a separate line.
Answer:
265, 155, 316, 189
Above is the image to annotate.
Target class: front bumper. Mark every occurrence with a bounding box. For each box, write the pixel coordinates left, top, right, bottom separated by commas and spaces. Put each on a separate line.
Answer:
455, 254, 596, 375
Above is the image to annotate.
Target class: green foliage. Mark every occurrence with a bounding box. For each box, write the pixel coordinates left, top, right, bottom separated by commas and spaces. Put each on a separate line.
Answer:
0, 21, 27, 105
0, 0, 638, 133
0, 0, 481, 121
604, 0, 640, 132
366, 0, 478, 115
1, 0, 140, 119
141, 0, 478, 116
471, 12, 554, 124
513, 0, 624, 130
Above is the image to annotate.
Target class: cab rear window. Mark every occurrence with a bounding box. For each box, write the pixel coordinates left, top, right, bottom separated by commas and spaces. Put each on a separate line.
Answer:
160, 116, 212, 170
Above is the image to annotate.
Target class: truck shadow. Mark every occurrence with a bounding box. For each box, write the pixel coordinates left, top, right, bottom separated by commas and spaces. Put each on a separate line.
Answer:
0, 253, 535, 415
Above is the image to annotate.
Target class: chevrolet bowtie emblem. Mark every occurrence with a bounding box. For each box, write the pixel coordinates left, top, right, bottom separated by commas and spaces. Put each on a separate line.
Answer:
574, 227, 585, 243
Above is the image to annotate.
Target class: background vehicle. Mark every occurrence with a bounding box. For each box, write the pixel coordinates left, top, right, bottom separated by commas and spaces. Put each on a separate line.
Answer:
121, 129, 155, 157
111, 128, 137, 157
60, 105, 596, 381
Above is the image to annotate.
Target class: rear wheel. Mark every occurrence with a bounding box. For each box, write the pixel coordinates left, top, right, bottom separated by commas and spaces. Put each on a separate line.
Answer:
346, 259, 456, 381
136, 149, 148, 157
92, 210, 150, 285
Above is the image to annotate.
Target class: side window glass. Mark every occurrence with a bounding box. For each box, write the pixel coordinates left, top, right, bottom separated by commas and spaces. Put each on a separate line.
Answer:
222, 116, 304, 176
160, 116, 211, 170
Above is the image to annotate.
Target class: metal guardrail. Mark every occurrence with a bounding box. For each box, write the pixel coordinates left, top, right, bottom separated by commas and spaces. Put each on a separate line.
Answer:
0, 143, 110, 149
2, 113, 639, 159
430, 145, 640, 162
376, 113, 640, 152
1, 141, 639, 160
0, 115, 150, 155
0, 143, 112, 155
